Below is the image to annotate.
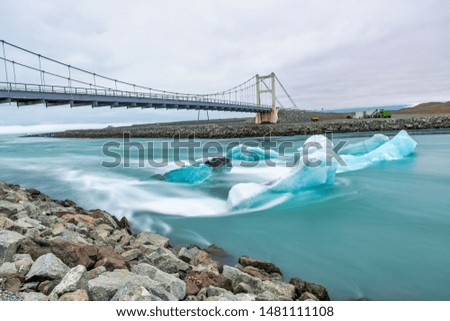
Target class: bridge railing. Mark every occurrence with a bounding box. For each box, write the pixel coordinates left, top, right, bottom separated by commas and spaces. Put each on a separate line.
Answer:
0, 81, 271, 108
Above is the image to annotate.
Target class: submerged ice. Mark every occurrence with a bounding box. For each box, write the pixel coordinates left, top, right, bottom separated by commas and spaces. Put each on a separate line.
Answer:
228, 130, 417, 209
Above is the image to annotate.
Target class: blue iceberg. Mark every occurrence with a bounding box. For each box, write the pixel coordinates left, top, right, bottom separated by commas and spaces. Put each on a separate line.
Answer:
228, 144, 279, 162
160, 164, 213, 184
338, 130, 417, 172
339, 134, 390, 155
228, 131, 417, 209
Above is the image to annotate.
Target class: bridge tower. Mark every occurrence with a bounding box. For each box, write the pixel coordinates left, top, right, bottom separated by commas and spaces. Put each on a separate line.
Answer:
255, 72, 278, 124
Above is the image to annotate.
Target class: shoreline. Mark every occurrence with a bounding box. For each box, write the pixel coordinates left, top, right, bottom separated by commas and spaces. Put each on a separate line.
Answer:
0, 181, 330, 301
29, 113, 450, 139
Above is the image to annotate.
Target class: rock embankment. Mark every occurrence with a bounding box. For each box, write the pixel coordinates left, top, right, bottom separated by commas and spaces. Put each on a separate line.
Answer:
0, 182, 329, 301
33, 114, 450, 139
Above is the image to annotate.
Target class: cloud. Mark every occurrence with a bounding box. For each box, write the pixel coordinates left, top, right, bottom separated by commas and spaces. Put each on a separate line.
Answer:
1, 0, 449, 126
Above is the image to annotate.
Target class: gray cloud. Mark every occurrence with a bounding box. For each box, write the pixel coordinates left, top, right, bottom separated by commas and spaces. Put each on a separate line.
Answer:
1, 0, 449, 125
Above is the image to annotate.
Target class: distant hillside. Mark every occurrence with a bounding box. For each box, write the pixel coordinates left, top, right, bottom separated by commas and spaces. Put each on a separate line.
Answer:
395, 101, 450, 114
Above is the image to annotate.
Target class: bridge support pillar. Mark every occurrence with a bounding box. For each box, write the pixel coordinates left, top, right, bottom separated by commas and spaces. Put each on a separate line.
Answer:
255, 72, 278, 124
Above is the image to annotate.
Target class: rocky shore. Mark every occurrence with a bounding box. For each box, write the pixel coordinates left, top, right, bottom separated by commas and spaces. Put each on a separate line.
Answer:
31, 111, 450, 139
0, 181, 329, 301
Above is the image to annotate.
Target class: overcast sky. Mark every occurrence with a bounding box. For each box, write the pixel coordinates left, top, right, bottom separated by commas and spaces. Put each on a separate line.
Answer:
1, 0, 449, 128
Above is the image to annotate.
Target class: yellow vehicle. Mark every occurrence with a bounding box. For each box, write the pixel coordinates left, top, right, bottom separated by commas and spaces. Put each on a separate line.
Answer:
311, 116, 320, 122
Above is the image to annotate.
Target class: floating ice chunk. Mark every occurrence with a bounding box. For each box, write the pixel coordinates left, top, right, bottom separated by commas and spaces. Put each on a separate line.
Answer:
298, 135, 333, 154
338, 130, 417, 172
339, 134, 389, 155
162, 164, 213, 184
228, 141, 337, 209
227, 183, 268, 209
228, 145, 279, 161
270, 147, 336, 193
227, 131, 417, 209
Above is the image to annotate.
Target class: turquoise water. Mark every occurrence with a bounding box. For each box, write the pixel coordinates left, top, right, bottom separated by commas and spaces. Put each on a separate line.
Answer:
0, 130, 449, 300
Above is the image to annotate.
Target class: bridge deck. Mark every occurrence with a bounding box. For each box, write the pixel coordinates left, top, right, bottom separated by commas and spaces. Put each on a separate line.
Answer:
0, 87, 272, 113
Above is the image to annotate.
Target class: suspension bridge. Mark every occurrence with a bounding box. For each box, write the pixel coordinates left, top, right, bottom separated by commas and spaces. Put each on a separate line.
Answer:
0, 40, 297, 124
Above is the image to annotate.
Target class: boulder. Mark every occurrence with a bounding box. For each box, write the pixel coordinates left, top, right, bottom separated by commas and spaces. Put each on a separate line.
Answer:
26, 253, 70, 281
18, 239, 98, 269
95, 246, 128, 271
0, 262, 18, 276
0, 217, 16, 230
147, 247, 190, 274
235, 293, 257, 301
20, 292, 48, 301
238, 256, 282, 275
1, 276, 22, 293
184, 271, 232, 296
256, 291, 280, 301
289, 277, 330, 301
88, 270, 175, 301
38, 280, 60, 295
136, 232, 169, 248
298, 292, 319, 301
111, 284, 161, 301
131, 263, 186, 300
13, 254, 34, 277
222, 265, 263, 294
50, 265, 88, 298
87, 266, 106, 280
206, 286, 236, 301
178, 247, 199, 264
204, 244, 229, 257
60, 214, 96, 226
59, 289, 89, 301
0, 230, 26, 264
262, 280, 296, 300
121, 248, 142, 262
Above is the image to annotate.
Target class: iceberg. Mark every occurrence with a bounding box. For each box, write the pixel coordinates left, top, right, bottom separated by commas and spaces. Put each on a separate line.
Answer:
339, 134, 389, 155
338, 130, 417, 172
228, 135, 336, 209
228, 144, 279, 162
227, 131, 417, 209
159, 164, 213, 184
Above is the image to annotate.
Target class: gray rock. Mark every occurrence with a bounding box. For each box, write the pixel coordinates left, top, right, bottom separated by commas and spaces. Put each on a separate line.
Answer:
289, 278, 330, 301
15, 217, 45, 230
59, 289, 89, 301
20, 281, 39, 291
235, 293, 256, 301
262, 280, 296, 300
136, 232, 169, 248
87, 266, 106, 280
0, 217, 16, 229
50, 265, 88, 298
14, 255, 34, 277
26, 253, 70, 281
298, 292, 319, 301
234, 282, 255, 294
121, 248, 142, 261
88, 270, 176, 301
178, 247, 199, 263
111, 283, 161, 301
147, 247, 190, 274
20, 292, 48, 301
12, 254, 32, 262
0, 230, 26, 264
0, 262, 18, 276
222, 265, 263, 294
131, 263, 186, 300
0, 200, 24, 216
206, 286, 236, 301
256, 291, 280, 301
